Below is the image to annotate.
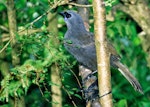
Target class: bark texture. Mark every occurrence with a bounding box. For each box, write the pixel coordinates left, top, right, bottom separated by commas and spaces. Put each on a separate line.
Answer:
48, 12, 62, 107
93, 0, 113, 106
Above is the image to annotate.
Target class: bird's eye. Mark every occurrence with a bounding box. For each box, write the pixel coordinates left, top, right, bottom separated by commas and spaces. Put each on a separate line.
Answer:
64, 12, 71, 18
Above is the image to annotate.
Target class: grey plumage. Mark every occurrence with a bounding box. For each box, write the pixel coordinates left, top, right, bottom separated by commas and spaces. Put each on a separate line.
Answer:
60, 11, 143, 94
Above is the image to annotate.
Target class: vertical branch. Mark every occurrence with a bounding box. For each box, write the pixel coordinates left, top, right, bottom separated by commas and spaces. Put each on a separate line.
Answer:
7, 0, 20, 65
47, 12, 62, 107
7, 0, 25, 107
77, 0, 101, 107
93, 0, 113, 107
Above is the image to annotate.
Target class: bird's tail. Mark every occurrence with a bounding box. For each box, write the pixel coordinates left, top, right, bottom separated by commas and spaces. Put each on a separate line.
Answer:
114, 61, 143, 94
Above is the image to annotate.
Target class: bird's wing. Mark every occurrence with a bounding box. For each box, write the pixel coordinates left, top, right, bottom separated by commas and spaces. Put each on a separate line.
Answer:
80, 41, 97, 71
107, 41, 121, 59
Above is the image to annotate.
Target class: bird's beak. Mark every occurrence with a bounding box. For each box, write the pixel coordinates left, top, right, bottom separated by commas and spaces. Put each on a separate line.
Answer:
59, 12, 65, 18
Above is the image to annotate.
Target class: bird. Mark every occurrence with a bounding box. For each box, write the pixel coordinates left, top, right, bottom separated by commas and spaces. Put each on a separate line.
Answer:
59, 10, 143, 94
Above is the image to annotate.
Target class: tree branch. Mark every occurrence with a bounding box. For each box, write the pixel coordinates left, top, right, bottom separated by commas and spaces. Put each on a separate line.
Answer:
0, 39, 12, 53
77, 0, 101, 107
7, 0, 20, 65
93, 0, 112, 106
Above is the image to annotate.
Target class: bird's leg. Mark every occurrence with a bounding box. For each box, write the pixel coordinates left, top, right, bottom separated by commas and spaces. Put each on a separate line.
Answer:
83, 70, 97, 82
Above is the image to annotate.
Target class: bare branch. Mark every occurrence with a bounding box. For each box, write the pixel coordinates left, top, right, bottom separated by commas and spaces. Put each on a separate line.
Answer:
7, 0, 20, 65
68, 2, 92, 7
93, 0, 112, 106
0, 39, 12, 53
0, 25, 8, 32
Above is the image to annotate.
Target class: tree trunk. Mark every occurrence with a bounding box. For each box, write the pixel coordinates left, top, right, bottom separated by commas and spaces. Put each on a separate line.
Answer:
7, 0, 20, 66
93, 0, 113, 106
77, 0, 101, 107
7, 0, 25, 107
47, 12, 62, 107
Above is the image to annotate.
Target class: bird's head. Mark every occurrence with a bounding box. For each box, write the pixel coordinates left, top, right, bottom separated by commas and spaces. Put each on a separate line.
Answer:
59, 11, 86, 31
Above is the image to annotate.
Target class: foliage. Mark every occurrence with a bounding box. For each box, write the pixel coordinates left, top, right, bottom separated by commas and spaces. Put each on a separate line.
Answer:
0, 0, 150, 107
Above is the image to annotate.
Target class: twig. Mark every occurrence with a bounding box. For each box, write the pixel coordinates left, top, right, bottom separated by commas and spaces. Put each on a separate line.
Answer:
18, 0, 64, 34
62, 85, 77, 107
0, 38, 12, 53
66, 62, 82, 89
68, 2, 92, 7
37, 83, 51, 103
0, 25, 8, 32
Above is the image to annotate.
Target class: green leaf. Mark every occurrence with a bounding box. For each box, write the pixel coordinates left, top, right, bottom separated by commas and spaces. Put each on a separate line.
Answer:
74, 94, 82, 100
116, 99, 127, 107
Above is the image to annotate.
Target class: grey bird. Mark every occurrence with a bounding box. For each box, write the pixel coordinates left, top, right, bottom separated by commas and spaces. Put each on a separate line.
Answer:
59, 10, 143, 94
